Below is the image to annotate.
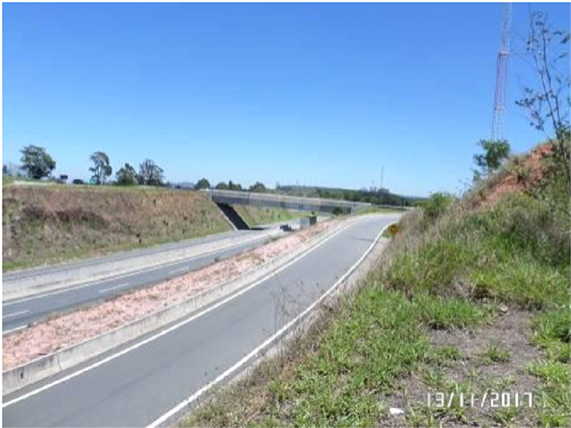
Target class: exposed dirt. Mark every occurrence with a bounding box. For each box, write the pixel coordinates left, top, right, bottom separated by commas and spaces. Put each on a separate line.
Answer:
2, 185, 231, 269
2, 219, 337, 371
478, 143, 552, 208
381, 310, 541, 427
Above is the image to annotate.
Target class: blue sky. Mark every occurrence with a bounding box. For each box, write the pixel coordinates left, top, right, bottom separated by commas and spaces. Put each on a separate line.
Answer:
3, 3, 570, 196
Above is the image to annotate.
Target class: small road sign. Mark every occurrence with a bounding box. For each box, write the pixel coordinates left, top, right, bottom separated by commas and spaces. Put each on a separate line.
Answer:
389, 224, 398, 236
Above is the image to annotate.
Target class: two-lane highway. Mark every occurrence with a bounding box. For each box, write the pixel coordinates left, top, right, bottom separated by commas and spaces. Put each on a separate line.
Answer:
2, 228, 281, 333
3, 214, 399, 427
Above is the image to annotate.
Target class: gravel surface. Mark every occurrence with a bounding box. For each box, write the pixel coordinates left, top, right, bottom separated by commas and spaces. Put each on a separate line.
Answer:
3, 220, 337, 370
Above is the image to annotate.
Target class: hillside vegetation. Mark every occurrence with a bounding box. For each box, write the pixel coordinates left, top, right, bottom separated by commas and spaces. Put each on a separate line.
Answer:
2, 184, 231, 271
183, 144, 570, 427
232, 205, 310, 228
277, 184, 421, 207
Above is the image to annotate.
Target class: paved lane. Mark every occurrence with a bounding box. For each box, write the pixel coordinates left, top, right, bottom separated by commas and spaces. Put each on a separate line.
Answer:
2, 233, 275, 333
3, 215, 398, 428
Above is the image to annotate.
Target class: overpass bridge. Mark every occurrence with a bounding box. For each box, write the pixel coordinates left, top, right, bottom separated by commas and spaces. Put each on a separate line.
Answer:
206, 189, 372, 215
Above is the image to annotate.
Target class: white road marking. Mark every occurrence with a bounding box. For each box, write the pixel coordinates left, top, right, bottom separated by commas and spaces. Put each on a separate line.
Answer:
2, 234, 273, 307
2, 310, 30, 320
170, 267, 188, 275
98, 283, 131, 294
3, 280, 105, 307
146, 220, 393, 428
2, 219, 358, 408
3, 325, 27, 335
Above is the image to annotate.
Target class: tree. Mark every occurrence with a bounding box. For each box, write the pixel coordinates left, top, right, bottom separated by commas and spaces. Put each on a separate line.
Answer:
248, 181, 267, 193
516, 11, 570, 215
228, 180, 242, 191
473, 139, 511, 179
20, 145, 56, 179
89, 151, 112, 185
194, 178, 211, 190
138, 159, 164, 186
215, 181, 229, 190
115, 163, 138, 186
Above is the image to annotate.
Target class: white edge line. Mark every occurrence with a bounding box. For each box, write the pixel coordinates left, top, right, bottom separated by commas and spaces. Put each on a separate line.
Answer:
2, 219, 358, 408
3, 326, 26, 335
146, 220, 393, 428
98, 283, 131, 294
2, 310, 30, 320
2, 233, 275, 307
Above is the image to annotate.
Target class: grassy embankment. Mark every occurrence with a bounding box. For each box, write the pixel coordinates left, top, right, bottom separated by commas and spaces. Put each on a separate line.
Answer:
2, 184, 232, 271
232, 204, 313, 228
356, 205, 408, 215
183, 147, 570, 427
2, 175, 15, 186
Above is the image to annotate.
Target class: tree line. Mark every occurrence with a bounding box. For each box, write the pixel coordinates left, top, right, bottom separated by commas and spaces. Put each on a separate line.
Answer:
7, 146, 165, 187
275, 185, 417, 206
7, 145, 418, 206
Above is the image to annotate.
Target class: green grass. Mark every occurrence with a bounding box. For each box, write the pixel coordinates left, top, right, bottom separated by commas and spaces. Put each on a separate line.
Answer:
381, 227, 393, 238
355, 206, 406, 215
433, 345, 462, 363
383, 194, 569, 310
232, 205, 312, 227
479, 342, 511, 364
183, 288, 491, 427
182, 162, 570, 427
414, 292, 494, 330
2, 223, 231, 272
528, 360, 571, 427
492, 407, 519, 427
528, 308, 571, 426
2, 174, 15, 185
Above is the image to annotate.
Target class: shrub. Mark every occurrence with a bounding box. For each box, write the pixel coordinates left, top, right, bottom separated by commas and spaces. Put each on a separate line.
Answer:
473, 139, 511, 179
332, 207, 343, 216
421, 192, 454, 223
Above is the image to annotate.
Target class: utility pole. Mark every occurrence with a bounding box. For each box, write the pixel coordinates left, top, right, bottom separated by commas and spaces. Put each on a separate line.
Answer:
491, 3, 512, 141
380, 166, 384, 191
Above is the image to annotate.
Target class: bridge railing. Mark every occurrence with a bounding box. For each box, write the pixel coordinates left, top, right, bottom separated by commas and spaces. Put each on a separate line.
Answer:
206, 189, 372, 213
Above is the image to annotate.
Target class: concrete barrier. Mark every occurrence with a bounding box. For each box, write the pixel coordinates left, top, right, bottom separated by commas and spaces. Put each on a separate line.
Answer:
3, 216, 361, 396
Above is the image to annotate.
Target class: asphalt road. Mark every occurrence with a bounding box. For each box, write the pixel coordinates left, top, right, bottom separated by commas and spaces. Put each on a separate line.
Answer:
3, 214, 399, 428
3, 229, 248, 284
2, 227, 284, 334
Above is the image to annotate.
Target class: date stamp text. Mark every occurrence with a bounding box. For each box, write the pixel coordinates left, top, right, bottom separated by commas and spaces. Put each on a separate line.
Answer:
427, 392, 534, 408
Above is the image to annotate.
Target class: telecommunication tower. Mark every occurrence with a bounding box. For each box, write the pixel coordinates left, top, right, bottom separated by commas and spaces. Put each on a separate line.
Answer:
491, 3, 512, 141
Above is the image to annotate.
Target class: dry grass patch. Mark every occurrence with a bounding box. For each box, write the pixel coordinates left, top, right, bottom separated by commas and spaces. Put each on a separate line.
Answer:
3, 186, 231, 270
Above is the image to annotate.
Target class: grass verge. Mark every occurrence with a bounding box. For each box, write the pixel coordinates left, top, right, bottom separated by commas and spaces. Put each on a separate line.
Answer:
232, 205, 312, 227
181, 165, 569, 427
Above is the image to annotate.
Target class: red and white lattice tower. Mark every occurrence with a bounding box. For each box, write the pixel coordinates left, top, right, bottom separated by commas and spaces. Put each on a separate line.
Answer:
491, 3, 512, 141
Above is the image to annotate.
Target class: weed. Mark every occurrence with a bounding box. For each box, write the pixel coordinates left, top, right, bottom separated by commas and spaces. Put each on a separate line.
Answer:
421, 192, 455, 223
491, 406, 518, 427
432, 345, 462, 364
480, 342, 511, 364
527, 360, 571, 426
181, 147, 570, 428
527, 360, 570, 386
